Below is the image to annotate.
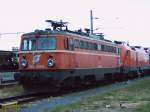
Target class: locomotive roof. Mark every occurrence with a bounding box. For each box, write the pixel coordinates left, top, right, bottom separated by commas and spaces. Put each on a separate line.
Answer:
23, 29, 103, 39
22, 20, 119, 46
22, 29, 118, 46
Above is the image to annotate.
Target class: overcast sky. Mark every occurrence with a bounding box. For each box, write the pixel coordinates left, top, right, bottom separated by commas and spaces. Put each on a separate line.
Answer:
0, 0, 150, 50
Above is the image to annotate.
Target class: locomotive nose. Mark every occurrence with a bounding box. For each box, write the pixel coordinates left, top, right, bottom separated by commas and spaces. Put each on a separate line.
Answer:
32, 53, 41, 65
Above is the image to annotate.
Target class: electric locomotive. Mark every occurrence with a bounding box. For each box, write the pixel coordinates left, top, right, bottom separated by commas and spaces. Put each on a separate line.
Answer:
15, 20, 150, 89
115, 41, 150, 78
16, 20, 122, 88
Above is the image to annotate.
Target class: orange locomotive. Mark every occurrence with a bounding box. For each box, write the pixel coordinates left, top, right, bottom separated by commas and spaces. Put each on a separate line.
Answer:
15, 20, 150, 88
15, 20, 122, 87
115, 41, 150, 77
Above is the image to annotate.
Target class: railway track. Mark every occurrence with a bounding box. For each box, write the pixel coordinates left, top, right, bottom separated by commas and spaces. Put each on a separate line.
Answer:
0, 91, 55, 109
0, 81, 18, 88
18, 75, 150, 112
0, 71, 17, 88
0, 82, 101, 107
0, 74, 149, 111
0, 86, 83, 107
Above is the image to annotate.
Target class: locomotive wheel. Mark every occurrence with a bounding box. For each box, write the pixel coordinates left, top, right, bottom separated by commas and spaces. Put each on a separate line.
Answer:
60, 76, 82, 90
104, 74, 114, 84
60, 77, 75, 90
83, 75, 96, 86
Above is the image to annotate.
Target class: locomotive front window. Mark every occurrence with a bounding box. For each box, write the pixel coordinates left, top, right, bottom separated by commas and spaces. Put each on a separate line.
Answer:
37, 37, 56, 50
22, 40, 28, 50
21, 39, 36, 51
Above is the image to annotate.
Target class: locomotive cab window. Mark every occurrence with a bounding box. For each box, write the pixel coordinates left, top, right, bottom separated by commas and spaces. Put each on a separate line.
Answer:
38, 37, 56, 50
21, 37, 56, 51
21, 39, 36, 51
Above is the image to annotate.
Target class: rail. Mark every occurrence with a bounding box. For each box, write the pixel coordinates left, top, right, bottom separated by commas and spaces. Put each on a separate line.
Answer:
0, 91, 54, 107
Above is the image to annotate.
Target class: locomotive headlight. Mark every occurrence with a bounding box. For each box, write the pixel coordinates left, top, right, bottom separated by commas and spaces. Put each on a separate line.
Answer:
47, 59, 55, 67
21, 59, 28, 68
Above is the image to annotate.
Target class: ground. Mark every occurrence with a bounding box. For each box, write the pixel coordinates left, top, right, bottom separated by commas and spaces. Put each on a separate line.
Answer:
0, 84, 24, 98
50, 77, 150, 112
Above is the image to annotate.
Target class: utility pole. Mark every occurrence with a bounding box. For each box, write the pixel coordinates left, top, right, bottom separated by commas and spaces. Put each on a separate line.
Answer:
90, 10, 99, 34
90, 10, 93, 34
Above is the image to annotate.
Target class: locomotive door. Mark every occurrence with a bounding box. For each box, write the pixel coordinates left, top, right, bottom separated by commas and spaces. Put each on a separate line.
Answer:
68, 38, 74, 51
136, 52, 138, 68
149, 52, 150, 65
125, 50, 131, 71
68, 38, 75, 68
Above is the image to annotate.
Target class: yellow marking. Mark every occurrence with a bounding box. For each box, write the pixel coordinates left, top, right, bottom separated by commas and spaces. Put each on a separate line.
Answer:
1, 101, 18, 112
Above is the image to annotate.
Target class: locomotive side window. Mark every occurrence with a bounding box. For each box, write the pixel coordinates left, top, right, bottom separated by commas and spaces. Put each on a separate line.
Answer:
116, 48, 121, 54
69, 38, 117, 53
85, 42, 89, 49
38, 37, 56, 50
69, 38, 74, 50
93, 43, 98, 50
101, 44, 117, 53
97, 44, 101, 50
74, 39, 80, 48
74, 39, 99, 51
88, 43, 97, 50
80, 40, 84, 49
101, 45, 105, 51
83, 41, 87, 49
